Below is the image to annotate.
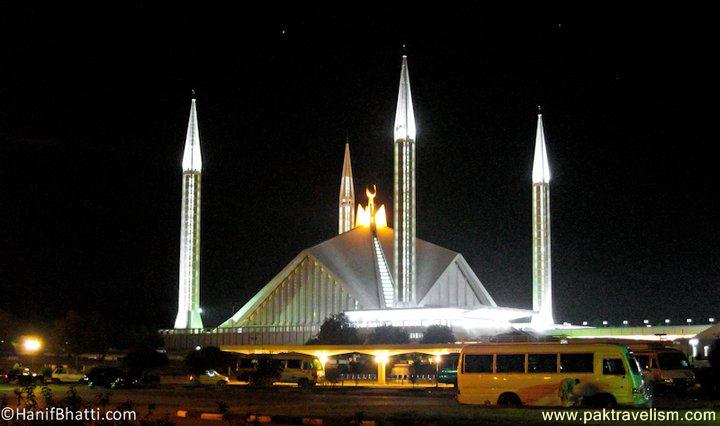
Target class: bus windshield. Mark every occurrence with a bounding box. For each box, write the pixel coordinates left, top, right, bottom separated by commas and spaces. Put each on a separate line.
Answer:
627, 354, 641, 375
657, 352, 690, 370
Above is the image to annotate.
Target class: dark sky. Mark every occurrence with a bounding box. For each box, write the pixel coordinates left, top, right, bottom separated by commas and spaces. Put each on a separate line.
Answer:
1, 3, 718, 329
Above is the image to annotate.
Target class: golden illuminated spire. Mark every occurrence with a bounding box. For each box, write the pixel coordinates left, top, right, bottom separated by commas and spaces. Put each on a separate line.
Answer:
366, 185, 376, 224
355, 185, 387, 228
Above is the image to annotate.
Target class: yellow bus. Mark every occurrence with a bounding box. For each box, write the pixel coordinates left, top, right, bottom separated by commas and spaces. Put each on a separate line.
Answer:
457, 342, 651, 407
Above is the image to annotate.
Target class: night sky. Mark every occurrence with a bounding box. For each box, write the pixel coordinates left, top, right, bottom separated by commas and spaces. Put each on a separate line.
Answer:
1, 3, 718, 330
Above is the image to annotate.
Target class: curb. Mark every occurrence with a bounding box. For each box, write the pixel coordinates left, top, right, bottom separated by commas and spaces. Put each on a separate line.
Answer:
176, 410, 376, 425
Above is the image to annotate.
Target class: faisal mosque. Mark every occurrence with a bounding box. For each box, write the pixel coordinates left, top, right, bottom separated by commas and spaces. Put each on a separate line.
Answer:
170, 56, 556, 344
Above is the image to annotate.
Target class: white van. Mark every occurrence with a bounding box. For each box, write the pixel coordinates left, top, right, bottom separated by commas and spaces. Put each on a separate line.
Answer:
274, 353, 322, 387
631, 345, 695, 394
236, 353, 322, 387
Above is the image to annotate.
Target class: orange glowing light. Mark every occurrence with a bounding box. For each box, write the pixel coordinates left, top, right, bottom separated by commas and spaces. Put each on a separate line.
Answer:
355, 185, 387, 228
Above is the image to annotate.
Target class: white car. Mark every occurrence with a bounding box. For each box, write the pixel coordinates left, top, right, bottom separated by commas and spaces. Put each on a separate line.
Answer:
190, 369, 230, 386
50, 366, 86, 383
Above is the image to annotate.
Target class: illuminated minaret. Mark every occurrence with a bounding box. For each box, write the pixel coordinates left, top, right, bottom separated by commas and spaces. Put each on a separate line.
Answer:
338, 143, 355, 234
393, 55, 417, 306
532, 113, 554, 325
174, 97, 204, 329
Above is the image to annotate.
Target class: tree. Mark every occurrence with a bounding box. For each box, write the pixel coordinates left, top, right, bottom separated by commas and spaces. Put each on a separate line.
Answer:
124, 347, 169, 376
421, 325, 456, 344
184, 346, 234, 375
0, 310, 18, 354
367, 325, 409, 344
307, 313, 360, 345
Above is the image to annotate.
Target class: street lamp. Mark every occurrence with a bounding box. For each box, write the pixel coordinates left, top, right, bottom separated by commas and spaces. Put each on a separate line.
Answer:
19, 336, 42, 371
22, 337, 42, 353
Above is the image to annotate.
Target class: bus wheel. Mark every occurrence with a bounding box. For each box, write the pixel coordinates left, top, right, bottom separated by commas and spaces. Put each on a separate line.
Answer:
298, 378, 311, 388
497, 393, 522, 407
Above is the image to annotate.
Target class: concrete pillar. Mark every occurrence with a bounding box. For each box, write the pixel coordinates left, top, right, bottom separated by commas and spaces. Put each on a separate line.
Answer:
377, 361, 386, 385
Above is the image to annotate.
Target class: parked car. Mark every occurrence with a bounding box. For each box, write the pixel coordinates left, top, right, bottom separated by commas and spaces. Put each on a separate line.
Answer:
50, 366, 86, 383
127, 370, 160, 388
190, 369, 230, 386
5, 368, 44, 386
84, 367, 128, 389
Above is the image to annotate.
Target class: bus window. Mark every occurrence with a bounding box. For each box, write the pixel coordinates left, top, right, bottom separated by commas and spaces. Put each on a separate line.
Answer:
560, 353, 594, 373
496, 355, 525, 373
286, 359, 302, 369
603, 359, 626, 375
464, 354, 493, 373
528, 354, 557, 373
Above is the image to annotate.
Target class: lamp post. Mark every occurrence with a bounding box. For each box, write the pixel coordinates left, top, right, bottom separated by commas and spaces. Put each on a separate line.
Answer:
20, 336, 42, 371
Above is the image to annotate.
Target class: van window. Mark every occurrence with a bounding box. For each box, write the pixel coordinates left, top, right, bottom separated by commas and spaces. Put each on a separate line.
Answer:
603, 358, 626, 375
496, 355, 525, 373
528, 354, 557, 373
560, 353, 594, 373
657, 352, 690, 370
286, 359, 302, 369
635, 355, 650, 370
463, 355, 493, 373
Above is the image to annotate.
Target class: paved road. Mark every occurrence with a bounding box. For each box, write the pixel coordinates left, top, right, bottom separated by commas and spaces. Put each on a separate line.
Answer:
1, 384, 718, 425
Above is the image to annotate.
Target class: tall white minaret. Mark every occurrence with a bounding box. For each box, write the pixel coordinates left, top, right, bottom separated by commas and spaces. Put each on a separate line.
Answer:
174, 97, 204, 329
532, 112, 554, 325
338, 143, 355, 234
393, 55, 417, 306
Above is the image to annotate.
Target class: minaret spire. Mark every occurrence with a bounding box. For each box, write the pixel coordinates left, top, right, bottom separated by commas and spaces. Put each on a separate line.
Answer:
532, 112, 551, 184
532, 112, 554, 325
393, 55, 417, 306
338, 142, 355, 234
175, 96, 204, 329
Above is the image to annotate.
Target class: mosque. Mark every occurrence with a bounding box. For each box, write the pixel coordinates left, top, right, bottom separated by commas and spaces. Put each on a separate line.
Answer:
168, 55, 555, 346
